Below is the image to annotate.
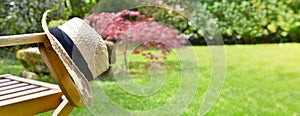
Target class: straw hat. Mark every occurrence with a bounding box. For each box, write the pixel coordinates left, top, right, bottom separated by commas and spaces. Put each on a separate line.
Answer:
42, 10, 109, 105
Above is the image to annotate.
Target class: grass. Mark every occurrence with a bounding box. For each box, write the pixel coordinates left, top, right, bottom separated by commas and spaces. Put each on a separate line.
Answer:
0, 59, 23, 76
1, 43, 300, 115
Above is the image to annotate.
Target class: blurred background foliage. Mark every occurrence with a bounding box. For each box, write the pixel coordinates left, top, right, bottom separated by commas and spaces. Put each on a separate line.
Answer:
1, 0, 300, 45
0, 0, 101, 36
202, 0, 300, 44
0, 0, 99, 58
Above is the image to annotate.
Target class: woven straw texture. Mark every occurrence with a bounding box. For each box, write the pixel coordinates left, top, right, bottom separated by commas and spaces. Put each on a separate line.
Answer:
42, 10, 109, 106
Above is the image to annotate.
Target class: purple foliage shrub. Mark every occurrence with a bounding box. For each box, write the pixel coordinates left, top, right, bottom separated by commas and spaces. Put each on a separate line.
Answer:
85, 10, 186, 61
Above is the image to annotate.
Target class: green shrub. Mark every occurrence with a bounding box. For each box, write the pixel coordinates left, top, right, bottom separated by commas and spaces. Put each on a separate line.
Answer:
187, 0, 300, 44
1, 0, 300, 45
146, 0, 300, 45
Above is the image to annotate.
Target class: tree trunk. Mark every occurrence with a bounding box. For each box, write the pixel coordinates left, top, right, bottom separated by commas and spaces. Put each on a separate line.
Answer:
123, 40, 128, 70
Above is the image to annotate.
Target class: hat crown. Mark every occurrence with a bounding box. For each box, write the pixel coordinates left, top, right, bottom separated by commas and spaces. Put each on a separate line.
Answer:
58, 17, 109, 78
42, 10, 109, 106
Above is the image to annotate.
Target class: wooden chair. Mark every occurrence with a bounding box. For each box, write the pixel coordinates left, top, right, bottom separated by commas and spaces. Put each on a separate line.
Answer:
0, 33, 84, 115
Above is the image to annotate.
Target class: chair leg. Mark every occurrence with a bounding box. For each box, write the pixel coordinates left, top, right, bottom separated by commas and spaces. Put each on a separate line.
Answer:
52, 96, 74, 116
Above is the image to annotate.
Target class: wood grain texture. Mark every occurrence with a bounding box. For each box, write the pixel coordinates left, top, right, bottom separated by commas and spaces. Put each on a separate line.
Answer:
0, 33, 47, 47
0, 33, 83, 115
0, 90, 62, 116
52, 97, 74, 116
2, 74, 59, 89
0, 83, 29, 91
0, 85, 37, 96
0, 75, 63, 115
38, 42, 83, 107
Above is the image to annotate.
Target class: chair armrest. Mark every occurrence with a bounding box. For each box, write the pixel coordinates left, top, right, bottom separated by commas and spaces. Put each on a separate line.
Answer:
0, 33, 47, 47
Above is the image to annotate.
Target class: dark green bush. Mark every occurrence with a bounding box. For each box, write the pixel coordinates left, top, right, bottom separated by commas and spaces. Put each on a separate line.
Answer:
0, 0, 66, 59
1, 0, 300, 46
0, 0, 98, 59
0, 0, 66, 36
188, 0, 300, 45
123, 0, 300, 45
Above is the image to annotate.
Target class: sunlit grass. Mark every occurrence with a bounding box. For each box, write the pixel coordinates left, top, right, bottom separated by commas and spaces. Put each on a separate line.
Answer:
2, 43, 300, 115
72, 43, 300, 115
0, 59, 22, 76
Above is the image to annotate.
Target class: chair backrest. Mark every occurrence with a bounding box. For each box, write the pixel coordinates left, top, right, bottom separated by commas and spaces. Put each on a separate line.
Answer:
0, 33, 83, 107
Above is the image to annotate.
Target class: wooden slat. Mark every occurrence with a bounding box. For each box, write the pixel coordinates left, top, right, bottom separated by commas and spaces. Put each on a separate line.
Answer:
0, 75, 63, 115
0, 81, 19, 88
1, 74, 59, 90
0, 83, 28, 91
39, 43, 83, 107
0, 33, 47, 47
0, 85, 37, 96
53, 97, 74, 116
0, 90, 62, 115
0, 87, 48, 101
0, 79, 10, 83
0, 89, 61, 107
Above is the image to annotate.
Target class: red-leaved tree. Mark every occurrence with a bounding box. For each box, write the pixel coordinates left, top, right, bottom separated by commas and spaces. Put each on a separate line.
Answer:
85, 10, 186, 63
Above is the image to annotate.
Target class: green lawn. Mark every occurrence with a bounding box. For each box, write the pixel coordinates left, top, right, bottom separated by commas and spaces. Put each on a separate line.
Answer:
0, 59, 23, 76
1, 44, 300, 115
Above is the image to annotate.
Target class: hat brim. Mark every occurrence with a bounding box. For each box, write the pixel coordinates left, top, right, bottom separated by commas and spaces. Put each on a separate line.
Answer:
42, 10, 92, 106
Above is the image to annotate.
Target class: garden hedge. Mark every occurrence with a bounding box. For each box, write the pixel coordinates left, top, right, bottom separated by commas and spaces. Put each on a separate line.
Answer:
1, 0, 300, 45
